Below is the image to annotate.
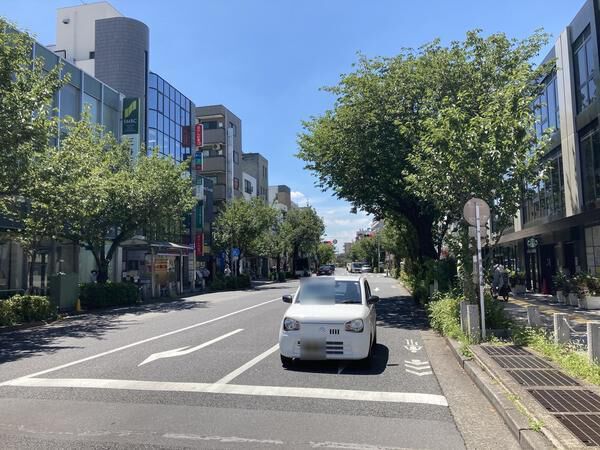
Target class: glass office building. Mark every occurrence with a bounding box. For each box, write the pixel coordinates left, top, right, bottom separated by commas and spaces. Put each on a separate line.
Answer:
147, 72, 193, 162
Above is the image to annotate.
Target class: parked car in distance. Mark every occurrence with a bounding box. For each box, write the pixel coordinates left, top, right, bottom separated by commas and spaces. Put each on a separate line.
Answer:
361, 264, 373, 273
279, 276, 378, 367
317, 265, 334, 276
349, 262, 363, 273
327, 264, 336, 273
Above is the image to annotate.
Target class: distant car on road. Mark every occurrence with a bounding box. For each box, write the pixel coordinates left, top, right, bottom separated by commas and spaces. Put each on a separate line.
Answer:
327, 264, 336, 273
317, 265, 334, 276
348, 262, 363, 273
361, 264, 373, 273
279, 275, 379, 367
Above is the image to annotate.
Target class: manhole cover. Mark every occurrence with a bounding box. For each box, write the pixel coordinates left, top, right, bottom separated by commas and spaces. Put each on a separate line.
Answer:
508, 370, 579, 387
529, 389, 600, 413
481, 345, 530, 356
492, 355, 552, 369
555, 414, 600, 446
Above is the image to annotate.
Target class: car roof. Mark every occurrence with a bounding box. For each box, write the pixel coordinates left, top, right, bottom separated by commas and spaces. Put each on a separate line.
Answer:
334, 275, 363, 282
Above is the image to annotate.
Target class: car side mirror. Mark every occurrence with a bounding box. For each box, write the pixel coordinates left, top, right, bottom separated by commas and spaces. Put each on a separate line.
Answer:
282, 295, 293, 303
367, 295, 379, 305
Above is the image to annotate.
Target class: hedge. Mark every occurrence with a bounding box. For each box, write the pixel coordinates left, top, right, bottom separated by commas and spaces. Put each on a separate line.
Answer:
0, 295, 57, 326
79, 282, 139, 309
211, 274, 251, 291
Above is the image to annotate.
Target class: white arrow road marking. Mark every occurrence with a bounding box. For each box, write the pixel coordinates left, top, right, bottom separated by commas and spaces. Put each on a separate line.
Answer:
403, 339, 422, 353
404, 358, 432, 376
0, 297, 280, 383
138, 329, 244, 366
405, 369, 433, 376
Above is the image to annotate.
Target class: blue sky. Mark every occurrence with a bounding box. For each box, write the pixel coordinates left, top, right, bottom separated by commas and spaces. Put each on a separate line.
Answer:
0, 0, 586, 250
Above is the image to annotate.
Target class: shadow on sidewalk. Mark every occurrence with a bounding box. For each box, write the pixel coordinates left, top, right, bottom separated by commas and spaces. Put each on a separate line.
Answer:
376, 295, 429, 330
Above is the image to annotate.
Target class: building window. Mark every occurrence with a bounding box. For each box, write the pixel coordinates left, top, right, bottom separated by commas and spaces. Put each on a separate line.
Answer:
244, 179, 253, 195
202, 120, 223, 130
522, 149, 565, 224
89, 51, 95, 59
573, 26, 596, 113
581, 125, 600, 205
229, 121, 237, 136
233, 177, 240, 191
233, 152, 239, 164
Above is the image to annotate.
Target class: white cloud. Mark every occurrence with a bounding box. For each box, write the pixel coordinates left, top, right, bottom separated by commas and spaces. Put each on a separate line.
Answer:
290, 191, 307, 204
314, 204, 372, 252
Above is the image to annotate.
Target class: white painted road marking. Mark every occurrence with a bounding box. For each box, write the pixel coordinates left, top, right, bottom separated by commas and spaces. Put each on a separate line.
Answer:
213, 344, 280, 385
310, 441, 415, 449
2, 377, 448, 406
404, 359, 432, 377
0, 297, 281, 384
403, 339, 422, 353
138, 329, 244, 366
164, 433, 284, 445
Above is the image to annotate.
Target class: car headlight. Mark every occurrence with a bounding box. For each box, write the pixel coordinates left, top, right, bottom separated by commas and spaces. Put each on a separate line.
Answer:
283, 317, 300, 331
345, 319, 364, 332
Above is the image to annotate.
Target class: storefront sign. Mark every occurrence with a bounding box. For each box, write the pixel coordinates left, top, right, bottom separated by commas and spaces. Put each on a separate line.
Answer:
122, 98, 139, 135
182, 126, 191, 148
195, 123, 203, 147
196, 201, 203, 228
194, 150, 203, 170
195, 233, 204, 256
527, 237, 539, 249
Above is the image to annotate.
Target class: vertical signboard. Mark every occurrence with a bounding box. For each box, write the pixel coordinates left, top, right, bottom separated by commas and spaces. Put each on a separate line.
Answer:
122, 97, 140, 157
195, 233, 204, 256
195, 123, 203, 147
182, 125, 191, 148
194, 150, 203, 170
196, 201, 203, 229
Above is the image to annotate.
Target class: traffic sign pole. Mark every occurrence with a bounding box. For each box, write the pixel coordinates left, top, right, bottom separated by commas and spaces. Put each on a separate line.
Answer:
475, 203, 486, 340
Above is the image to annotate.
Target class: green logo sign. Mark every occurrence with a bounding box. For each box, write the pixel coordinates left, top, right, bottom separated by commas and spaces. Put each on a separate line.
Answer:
122, 98, 139, 135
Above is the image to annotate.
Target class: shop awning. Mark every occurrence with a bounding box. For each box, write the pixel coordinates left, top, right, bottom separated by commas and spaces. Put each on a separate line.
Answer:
120, 238, 193, 252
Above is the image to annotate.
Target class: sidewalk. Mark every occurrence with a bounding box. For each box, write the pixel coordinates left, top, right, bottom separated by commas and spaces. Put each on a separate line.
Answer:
503, 293, 600, 344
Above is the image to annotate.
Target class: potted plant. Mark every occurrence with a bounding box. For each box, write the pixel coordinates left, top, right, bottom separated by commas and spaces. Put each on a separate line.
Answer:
552, 270, 568, 304
576, 273, 600, 310
566, 274, 581, 306
510, 271, 526, 294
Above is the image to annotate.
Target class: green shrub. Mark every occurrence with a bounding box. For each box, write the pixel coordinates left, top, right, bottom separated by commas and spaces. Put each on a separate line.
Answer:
277, 271, 286, 282
79, 282, 138, 309
211, 275, 251, 291
211, 277, 225, 290
237, 274, 251, 289
0, 295, 56, 326
484, 293, 510, 329
426, 291, 463, 339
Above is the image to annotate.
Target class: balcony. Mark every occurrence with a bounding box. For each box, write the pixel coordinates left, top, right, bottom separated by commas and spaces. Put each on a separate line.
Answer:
203, 128, 226, 144
203, 155, 226, 172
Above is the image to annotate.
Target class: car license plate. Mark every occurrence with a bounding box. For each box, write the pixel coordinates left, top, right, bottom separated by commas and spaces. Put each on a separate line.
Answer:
300, 338, 326, 360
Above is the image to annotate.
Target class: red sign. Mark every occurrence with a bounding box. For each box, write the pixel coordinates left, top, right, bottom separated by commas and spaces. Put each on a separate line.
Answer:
195, 123, 203, 147
182, 126, 191, 148
195, 233, 204, 256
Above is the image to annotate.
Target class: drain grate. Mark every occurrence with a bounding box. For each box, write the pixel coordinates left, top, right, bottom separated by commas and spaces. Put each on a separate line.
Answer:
555, 414, 600, 446
528, 389, 600, 413
481, 345, 530, 356
492, 355, 552, 369
508, 369, 580, 387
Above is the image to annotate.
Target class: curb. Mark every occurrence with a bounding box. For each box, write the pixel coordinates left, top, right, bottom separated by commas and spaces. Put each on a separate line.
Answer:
445, 337, 555, 449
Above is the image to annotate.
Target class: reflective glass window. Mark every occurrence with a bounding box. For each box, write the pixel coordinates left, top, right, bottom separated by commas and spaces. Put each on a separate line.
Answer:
60, 83, 80, 120
83, 93, 100, 123
102, 105, 119, 136
148, 110, 157, 128
148, 88, 157, 110
148, 127, 158, 150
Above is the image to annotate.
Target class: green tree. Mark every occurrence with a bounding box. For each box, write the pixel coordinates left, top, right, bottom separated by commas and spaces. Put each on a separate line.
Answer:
280, 206, 325, 274
213, 197, 278, 266
26, 116, 195, 283
0, 19, 64, 212
298, 29, 550, 267
316, 242, 335, 265
351, 236, 378, 269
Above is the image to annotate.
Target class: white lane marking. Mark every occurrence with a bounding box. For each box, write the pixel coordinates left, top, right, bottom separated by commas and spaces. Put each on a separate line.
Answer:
213, 344, 280, 385
405, 369, 433, 377
3, 377, 448, 406
0, 297, 281, 384
310, 441, 415, 449
164, 433, 284, 445
138, 329, 244, 366
403, 339, 422, 353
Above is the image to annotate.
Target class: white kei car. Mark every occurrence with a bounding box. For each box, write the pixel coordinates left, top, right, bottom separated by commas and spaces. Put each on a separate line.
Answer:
279, 276, 378, 367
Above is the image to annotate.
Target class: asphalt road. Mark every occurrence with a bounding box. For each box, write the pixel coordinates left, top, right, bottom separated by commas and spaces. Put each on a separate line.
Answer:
0, 273, 518, 449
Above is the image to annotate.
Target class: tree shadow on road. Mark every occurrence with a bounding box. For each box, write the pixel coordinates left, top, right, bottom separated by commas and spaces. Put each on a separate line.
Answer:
0, 299, 207, 365
376, 295, 429, 331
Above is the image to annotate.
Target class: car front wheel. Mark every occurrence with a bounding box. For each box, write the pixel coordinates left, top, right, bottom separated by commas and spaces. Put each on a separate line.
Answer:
280, 354, 294, 368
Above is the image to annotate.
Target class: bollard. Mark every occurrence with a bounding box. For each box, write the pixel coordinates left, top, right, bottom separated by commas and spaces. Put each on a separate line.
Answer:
466, 304, 481, 342
553, 313, 570, 344
527, 306, 541, 328
460, 301, 468, 334
587, 322, 600, 365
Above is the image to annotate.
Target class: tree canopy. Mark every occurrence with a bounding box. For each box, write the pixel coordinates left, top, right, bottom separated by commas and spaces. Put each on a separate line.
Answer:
25, 116, 195, 282
0, 19, 64, 212
298, 30, 551, 263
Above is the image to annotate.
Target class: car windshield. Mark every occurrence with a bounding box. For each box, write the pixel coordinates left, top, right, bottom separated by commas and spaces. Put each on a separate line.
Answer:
295, 279, 362, 305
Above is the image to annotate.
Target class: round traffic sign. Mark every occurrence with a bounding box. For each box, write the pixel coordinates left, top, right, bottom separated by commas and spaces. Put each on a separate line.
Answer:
463, 198, 490, 226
